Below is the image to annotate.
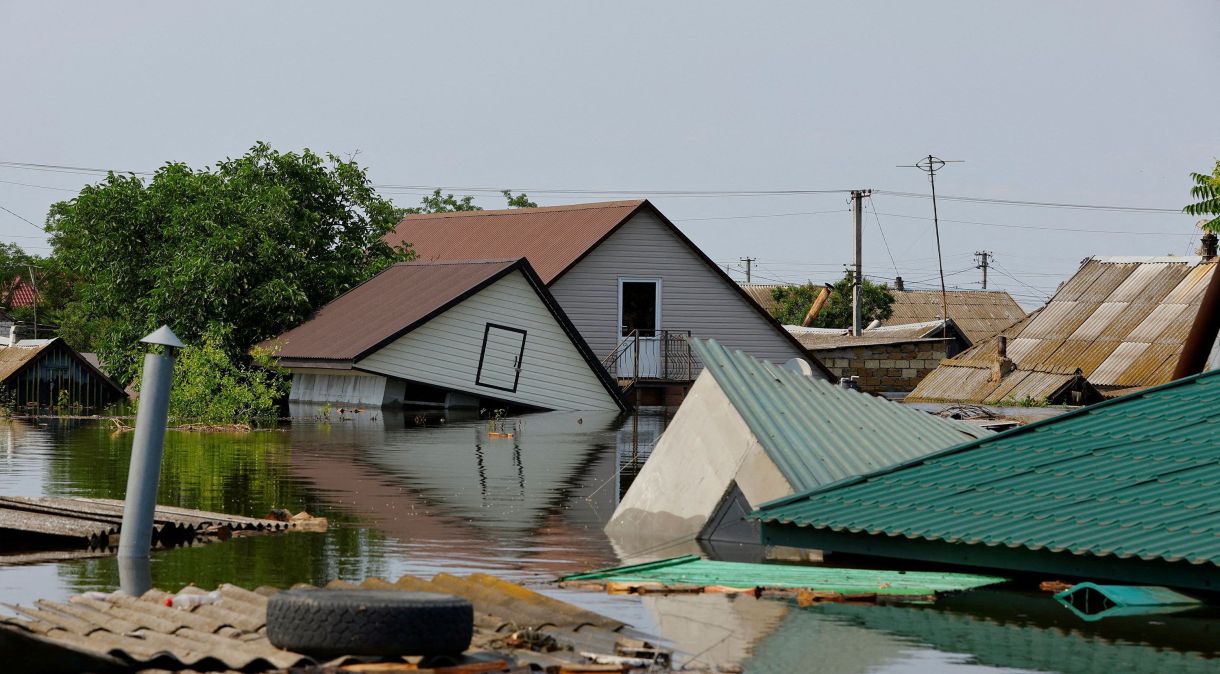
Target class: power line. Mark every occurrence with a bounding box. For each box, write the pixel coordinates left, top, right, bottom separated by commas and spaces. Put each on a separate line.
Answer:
0, 203, 44, 232
867, 196, 900, 277
874, 211, 1186, 236
873, 189, 1180, 213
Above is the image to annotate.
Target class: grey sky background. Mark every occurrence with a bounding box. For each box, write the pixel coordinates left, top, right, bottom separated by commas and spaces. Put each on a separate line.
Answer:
2, 1, 1218, 309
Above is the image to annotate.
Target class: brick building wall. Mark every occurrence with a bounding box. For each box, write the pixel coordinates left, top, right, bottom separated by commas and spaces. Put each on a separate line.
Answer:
813, 341, 949, 394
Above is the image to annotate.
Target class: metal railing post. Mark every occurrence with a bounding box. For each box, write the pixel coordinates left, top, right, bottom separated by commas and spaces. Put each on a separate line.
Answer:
118, 325, 184, 596
633, 330, 640, 382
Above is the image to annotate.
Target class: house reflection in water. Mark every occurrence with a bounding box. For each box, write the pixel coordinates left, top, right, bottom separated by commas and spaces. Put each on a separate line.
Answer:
284, 405, 642, 578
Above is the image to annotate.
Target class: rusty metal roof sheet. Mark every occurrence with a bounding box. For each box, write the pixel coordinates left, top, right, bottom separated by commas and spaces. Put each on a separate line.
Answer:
262, 259, 520, 362
385, 200, 646, 284
907, 258, 1217, 403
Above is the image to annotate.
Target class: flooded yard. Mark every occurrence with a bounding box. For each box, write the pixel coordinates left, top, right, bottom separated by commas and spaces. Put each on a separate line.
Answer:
1, 409, 1217, 673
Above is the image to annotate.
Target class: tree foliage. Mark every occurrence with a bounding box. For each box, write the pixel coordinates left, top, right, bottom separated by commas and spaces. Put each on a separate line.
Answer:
45, 142, 410, 384
1184, 160, 1220, 233
398, 188, 538, 216
154, 333, 288, 425
770, 274, 895, 328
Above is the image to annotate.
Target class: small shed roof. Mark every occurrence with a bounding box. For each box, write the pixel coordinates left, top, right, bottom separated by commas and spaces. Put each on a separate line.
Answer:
386, 201, 646, 284
264, 259, 522, 362
786, 319, 970, 350
755, 367, 1220, 571
692, 339, 989, 493
887, 290, 1027, 342
908, 257, 1217, 403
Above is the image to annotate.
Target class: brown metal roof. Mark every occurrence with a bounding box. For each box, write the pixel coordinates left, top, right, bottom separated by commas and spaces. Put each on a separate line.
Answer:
262, 259, 520, 362
887, 290, 1027, 342
908, 257, 1217, 404
385, 200, 646, 284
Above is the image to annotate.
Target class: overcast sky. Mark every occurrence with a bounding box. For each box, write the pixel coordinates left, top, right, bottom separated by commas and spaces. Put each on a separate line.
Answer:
2, 1, 1218, 308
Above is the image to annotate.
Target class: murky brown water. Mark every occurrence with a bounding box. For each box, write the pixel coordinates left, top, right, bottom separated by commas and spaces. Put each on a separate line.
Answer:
0, 410, 1216, 673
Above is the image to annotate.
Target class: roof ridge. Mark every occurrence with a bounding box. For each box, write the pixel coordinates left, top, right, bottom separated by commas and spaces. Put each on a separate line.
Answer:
395, 200, 646, 221
392, 258, 522, 267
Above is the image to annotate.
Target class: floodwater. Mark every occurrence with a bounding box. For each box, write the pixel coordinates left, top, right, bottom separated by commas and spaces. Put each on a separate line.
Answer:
0, 409, 1217, 673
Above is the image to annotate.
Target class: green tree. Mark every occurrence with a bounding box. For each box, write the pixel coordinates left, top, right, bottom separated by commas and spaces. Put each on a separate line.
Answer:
502, 190, 538, 208
770, 274, 895, 328
152, 331, 288, 425
45, 142, 409, 384
1184, 160, 1220, 232
397, 188, 538, 216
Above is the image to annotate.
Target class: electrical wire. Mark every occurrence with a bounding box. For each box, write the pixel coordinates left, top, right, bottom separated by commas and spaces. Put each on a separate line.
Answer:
872, 189, 1180, 213
867, 196, 900, 277
873, 211, 1188, 236
0, 203, 44, 232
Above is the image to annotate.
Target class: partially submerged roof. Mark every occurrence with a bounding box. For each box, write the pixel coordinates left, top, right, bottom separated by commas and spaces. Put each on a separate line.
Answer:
786, 319, 970, 351
755, 367, 1220, 584
265, 259, 522, 362
386, 200, 646, 284
692, 339, 989, 493
887, 289, 1027, 342
908, 257, 1217, 403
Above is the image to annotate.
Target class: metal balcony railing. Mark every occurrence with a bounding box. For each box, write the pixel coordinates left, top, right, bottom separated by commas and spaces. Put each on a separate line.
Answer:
601, 329, 699, 388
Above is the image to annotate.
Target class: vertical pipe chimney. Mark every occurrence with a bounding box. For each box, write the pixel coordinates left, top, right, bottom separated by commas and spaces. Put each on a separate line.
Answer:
894, 276, 904, 291
997, 335, 1007, 358
1202, 232, 1218, 261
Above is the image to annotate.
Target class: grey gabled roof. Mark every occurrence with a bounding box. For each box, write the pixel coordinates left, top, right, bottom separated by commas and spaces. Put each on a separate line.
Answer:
691, 338, 989, 493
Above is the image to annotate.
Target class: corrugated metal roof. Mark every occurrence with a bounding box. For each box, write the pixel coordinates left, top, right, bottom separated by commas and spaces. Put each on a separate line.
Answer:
908, 258, 1217, 403
263, 259, 520, 361
561, 555, 1004, 595
386, 200, 646, 284
755, 367, 1220, 570
691, 339, 989, 493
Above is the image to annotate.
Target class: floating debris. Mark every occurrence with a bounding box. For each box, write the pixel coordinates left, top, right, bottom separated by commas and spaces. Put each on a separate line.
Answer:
560, 555, 1005, 602
1054, 583, 1202, 621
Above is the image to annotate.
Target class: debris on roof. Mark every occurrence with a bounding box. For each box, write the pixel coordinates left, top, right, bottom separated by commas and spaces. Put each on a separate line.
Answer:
754, 366, 1220, 591
0, 574, 672, 674
787, 319, 970, 351
908, 257, 1217, 404
560, 555, 1005, 600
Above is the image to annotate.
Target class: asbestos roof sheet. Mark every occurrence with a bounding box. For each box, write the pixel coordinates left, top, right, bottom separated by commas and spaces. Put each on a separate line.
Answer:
739, 283, 785, 313
0, 340, 52, 380
787, 319, 965, 350
907, 258, 1216, 403
755, 367, 1220, 569
692, 338, 989, 493
262, 259, 520, 361
385, 200, 646, 284
886, 290, 1027, 342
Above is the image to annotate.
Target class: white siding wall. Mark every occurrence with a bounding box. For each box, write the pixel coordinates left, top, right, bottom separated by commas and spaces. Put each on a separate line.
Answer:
550, 211, 807, 369
356, 270, 619, 411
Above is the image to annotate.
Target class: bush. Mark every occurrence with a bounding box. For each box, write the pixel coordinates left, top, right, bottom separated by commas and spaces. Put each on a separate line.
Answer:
138, 334, 288, 425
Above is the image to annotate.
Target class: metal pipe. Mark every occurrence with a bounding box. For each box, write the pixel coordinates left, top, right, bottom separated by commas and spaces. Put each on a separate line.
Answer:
802, 285, 833, 327
117, 326, 183, 595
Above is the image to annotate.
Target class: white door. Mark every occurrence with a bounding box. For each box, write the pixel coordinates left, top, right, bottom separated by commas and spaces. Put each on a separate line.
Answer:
617, 278, 662, 378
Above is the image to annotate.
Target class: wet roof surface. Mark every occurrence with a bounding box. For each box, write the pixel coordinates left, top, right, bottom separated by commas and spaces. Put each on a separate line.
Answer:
756, 367, 1220, 569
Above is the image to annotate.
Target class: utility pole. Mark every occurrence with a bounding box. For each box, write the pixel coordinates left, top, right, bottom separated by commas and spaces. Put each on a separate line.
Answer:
850, 190, 870, 336
901, 155, 963, 338
739, 257, 755, 283
975, 251, 992, 290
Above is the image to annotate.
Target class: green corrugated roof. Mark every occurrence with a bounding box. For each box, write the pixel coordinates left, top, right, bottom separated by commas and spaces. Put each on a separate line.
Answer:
560, 555, 1004, 595
691, 339, 990, 493
747, 603, 1219, 674
754, 367, 1220, 567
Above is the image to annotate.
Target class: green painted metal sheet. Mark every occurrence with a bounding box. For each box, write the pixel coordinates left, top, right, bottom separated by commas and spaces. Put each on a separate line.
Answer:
691, 339, 990, 493
753, 368, 1220, 575
561, 556, 1005, 595
1054, 583, 1201, 621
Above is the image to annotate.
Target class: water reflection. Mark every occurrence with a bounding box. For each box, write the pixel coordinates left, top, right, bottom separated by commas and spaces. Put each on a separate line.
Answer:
0, 413, 1218, 673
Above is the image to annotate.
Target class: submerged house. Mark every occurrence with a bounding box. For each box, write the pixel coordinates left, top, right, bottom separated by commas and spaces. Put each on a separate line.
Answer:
605, 339, 988, 550
754, 367, 1220, 591
787, 319, 972, 395
386, 201, 831, 397
0, 338, 126, 410
907, 256, 1217, 405
264, 258, 625, 412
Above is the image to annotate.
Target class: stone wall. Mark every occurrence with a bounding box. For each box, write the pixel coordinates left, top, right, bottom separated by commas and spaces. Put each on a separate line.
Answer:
814, 341, 948, 394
